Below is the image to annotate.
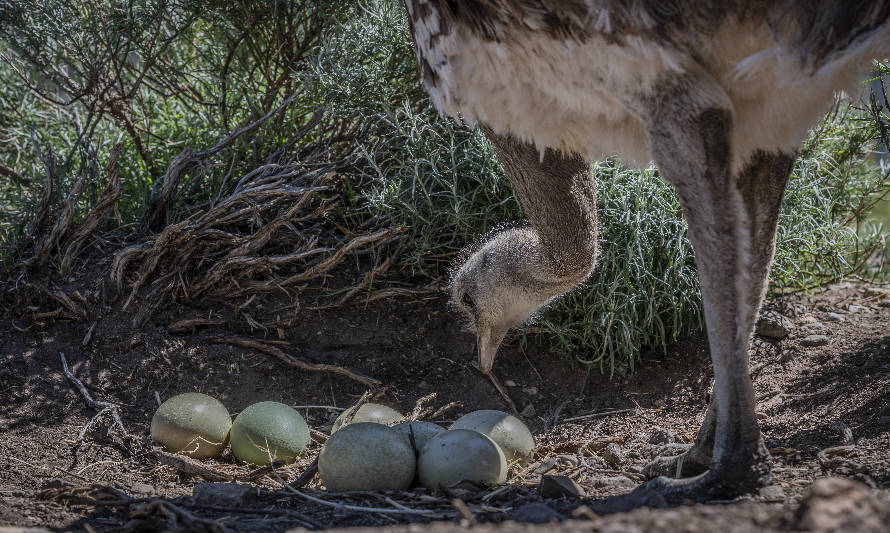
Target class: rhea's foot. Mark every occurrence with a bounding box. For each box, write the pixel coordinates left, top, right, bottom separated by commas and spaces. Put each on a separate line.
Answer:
643, 443, 711, 479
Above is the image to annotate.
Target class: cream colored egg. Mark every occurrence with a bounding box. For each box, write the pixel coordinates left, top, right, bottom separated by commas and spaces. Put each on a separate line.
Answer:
150, 393, 231, 459
331, 403, 404, 433
450, 410, 534, 464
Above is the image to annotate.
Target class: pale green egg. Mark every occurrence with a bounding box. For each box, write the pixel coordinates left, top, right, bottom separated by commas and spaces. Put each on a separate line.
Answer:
418, 429, 507, 491
229, 401, 310, 465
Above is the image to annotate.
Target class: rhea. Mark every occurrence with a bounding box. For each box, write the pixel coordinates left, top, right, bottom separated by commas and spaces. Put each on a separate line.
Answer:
405, 1, 890, 503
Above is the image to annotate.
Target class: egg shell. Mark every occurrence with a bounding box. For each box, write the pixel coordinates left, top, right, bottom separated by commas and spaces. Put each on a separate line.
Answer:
450, 410, 534, 465
331, 403, 404, 433
150, 393, 231, 459
230, 401, 310, 465
391, 421, 445, 452
318, 422, 416, 492
418, 429, 507, 491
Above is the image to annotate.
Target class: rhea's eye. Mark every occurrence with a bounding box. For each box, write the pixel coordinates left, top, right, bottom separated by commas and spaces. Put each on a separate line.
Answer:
461, 292, 475, 311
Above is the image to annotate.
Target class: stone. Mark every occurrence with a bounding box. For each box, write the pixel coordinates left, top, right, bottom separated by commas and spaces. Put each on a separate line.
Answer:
756, 311, 793, 339
880, 297, 890, 308
509, 503, 564, 524
539, 475, 586, 498
801, 334, 830, 347
193, 483, 257, 506
795, 478, 890, 532
759, 484, 786, 502
130, 482, 155, 496
601, 442, 624, 468
823, 312, 846, 322
647, 428, 678, 445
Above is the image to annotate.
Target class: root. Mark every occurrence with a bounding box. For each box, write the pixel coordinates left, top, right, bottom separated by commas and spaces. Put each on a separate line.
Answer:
209, 336, 381, 388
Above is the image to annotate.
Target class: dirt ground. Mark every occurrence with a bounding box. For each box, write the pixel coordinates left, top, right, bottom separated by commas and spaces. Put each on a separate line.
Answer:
1, 257, 888, 532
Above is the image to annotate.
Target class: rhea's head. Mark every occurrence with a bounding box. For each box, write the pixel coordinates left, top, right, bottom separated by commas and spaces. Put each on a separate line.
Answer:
450, 227, 552, 374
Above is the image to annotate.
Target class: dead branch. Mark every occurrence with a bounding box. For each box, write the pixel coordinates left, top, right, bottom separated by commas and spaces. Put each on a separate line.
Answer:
167, 317, 225, 333
144, 92, 302, 230
154, 450, 234, 482
60, 142, 124, 272
27, 126, 54, 241
209, 336, 381, 388
59, 352, 146, 457
408, 393, 438, 421
289, 457, 319, 489
486, 372, 519, 416
34, 167, 87, 266
0, 163, 29, 186
339, 390, 374, 427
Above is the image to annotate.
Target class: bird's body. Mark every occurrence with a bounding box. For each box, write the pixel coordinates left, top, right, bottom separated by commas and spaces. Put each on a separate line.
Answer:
406, 1, 890, 505
408, 1, 889, 169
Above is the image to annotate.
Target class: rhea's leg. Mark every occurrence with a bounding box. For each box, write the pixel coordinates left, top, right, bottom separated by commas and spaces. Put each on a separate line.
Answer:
621, 71, 793, 502
643, 149, 792, 482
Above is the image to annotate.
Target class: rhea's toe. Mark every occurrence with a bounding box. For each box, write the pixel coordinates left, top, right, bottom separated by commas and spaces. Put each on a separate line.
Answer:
643, 444, 710, 480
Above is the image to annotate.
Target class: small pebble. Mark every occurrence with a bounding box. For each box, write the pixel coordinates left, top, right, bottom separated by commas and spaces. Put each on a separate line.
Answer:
755, 311, 793, 339
801, 334, 829, 347
602, 442, 624, 468
647, 428, 678, 445
591, 476, 636, 489
539, 475, 586, 498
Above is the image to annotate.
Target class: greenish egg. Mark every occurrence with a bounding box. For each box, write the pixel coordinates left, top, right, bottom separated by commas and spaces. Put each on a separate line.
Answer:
318, 422, 416, 491
229, 401, 310, 465
150, 392, 232, 459
391, 421, 445, 452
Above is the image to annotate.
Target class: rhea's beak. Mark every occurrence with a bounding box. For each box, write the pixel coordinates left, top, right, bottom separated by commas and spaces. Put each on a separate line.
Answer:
476, 324, 508, 375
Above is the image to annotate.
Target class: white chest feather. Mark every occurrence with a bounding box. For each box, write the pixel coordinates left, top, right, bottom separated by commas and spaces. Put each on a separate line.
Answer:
409, 6, 886, 171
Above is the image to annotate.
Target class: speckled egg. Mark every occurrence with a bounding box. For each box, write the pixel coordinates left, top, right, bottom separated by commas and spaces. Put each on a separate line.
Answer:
450, 410, 534, 465
229, 402, 310, 465
391, 421, 446, 452
318, 422, 416, 492
331, 403, 404, 433
417, 429, 507, 491
150, 393, 232, 459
